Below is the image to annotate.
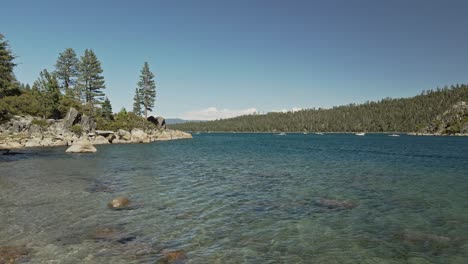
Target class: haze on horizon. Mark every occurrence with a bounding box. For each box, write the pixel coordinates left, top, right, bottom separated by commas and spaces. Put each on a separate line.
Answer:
1, 0, 468, 120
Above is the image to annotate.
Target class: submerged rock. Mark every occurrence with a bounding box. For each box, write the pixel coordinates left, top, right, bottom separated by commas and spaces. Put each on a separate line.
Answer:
159, 249, 188, 263
0, 246, 30, 263
108, 196, 130, 210
65, 139, 97, 153
316, 198, 357, 209
400, 229, 451, 248
89, 226, 136, 244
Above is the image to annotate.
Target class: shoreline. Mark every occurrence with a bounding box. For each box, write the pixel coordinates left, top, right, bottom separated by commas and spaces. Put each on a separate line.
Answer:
0, 129, 193, 152
177, 131, 468, 136
0, 110, 193, 152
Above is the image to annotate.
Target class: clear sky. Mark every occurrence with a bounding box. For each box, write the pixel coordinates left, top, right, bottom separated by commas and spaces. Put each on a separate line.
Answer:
2, 0, 468, 120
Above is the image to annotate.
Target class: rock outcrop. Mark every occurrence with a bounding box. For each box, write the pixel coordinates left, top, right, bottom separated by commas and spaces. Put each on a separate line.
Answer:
0, 109, 192, 150
65, 139, 97, 153
419, 102, 468, 135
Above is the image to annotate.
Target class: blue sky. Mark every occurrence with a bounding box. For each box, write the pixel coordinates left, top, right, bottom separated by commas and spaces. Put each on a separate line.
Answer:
2, 0, 468, 119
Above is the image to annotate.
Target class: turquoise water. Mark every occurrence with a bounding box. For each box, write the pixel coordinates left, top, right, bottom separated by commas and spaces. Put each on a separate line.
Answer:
1, 133, 467, 263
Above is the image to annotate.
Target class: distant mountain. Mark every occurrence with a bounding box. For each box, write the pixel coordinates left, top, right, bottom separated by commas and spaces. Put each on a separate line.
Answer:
170, 84, 468, 133
165, 118, 206, 125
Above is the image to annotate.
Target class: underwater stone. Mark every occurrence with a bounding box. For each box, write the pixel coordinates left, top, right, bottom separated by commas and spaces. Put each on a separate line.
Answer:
108, 196, 130, 210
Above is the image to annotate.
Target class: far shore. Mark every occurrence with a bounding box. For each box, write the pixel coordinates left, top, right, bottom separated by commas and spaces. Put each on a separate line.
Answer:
177, 131, 468, 136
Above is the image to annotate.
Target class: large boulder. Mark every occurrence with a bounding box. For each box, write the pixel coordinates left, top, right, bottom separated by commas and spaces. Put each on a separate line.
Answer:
131, 129, 149, 143
48, 121, 69, 137
147, 116, 166, 129
80, 115, 96, 133
96, 130, 116, 142
62, 108, 96, 134
65, 139, 97, 153
92, 135, 110, 145
117, 129, 131, 141
63, 107, 80, 129
154, 130, 192, 141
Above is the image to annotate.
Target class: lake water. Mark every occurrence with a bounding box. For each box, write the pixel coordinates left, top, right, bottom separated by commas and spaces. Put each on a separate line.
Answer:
1, 133, 467, 263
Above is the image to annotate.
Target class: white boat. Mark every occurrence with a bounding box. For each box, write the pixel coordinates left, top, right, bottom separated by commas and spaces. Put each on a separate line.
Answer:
388, 134, 400, 137
274, 132, 286, 136
303, 132, 308, 135
315, 132, 324, 135
355, 132, 366, 136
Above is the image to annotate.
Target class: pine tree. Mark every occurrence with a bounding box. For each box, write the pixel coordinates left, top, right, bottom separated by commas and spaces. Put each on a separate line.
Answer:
32, 69, 61, 119
101, 97, 113, 120
54, 48, 79, 95
137, 62, 156, 118
0, 34, 17, 98
132, 88, 142, 116
77, 49, 106, 112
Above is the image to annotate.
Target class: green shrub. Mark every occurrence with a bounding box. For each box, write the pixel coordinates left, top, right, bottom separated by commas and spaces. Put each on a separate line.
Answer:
31, 118, 48, 128
71, 124, 82, 135
1, 93, 42, 117
95, 108, 156, 131
0, 100, 12, 123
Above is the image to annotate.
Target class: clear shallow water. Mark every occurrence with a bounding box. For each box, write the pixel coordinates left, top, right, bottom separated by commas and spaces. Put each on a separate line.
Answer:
1, 133, 467, 263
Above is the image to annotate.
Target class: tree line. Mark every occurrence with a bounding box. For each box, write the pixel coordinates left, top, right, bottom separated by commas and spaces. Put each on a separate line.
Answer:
171, 84, 468, 133
0, 33, 157, 128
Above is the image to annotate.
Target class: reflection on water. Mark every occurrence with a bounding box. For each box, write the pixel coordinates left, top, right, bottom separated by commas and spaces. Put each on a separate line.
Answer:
1, 134, 467, 263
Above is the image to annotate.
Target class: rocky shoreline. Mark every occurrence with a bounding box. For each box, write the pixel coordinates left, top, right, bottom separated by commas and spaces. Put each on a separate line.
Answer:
0, 108, 192, 152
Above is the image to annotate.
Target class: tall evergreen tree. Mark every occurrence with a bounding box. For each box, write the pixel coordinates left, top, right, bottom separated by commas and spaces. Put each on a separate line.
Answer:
137, 62, 156, 118
77, 49, 106, 112
101, 97, 113, 120
0, 34, 17, 98
32, 69, 61, 119
54, 48, 79, 95
132, 88, 142, 116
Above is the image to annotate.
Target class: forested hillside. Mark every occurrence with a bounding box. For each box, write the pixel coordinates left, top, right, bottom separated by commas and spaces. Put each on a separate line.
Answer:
171, 85, 468, 133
